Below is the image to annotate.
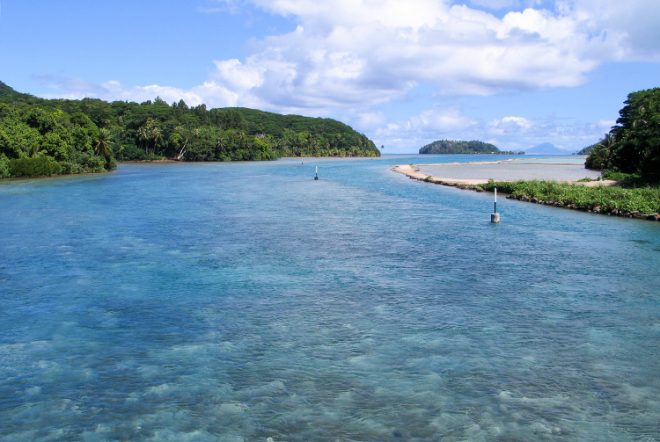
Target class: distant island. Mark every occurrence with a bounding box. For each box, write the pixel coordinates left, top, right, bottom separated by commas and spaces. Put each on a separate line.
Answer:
398, 88, 659, 220
0, 81, 379, 179
523, 142, 570, 155
419, 139, 523, 155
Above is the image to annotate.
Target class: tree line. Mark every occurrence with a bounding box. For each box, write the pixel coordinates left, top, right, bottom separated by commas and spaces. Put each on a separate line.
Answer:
419, 139, 524, 155
585, 88, 659, 183
0, 81, 379, 178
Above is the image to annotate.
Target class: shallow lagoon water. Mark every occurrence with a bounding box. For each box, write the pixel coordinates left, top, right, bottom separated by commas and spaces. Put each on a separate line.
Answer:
1, 155, 659, 441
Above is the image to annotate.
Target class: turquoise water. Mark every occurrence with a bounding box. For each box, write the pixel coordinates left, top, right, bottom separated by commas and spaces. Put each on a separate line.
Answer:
1, 155, 659, 441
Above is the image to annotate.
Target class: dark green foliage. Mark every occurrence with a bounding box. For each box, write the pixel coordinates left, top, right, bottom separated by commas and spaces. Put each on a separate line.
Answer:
584, 143, 609, 170
63, 96, 378, 161
9, 156, 62, 177
586, 88, 659, 182
576, 143, 596, 155
208, 108, 379, 158
0, 81, 379, 178
0, 155, 10, 178
0, 81, 30, 101
480, 180, 660, 215
420, 139, 519, 155
0, 99, 110, 178
602, 170, 636, 182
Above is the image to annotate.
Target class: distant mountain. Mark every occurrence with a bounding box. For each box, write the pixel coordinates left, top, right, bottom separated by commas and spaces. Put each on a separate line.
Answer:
524, 143, 569, 155
420, 139, 522, 155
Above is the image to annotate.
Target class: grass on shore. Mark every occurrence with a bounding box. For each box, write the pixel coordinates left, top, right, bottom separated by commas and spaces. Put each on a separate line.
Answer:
479, 180, 660, 215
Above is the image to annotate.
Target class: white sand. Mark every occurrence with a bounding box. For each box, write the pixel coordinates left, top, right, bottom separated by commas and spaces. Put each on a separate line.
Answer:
393, 159, 615, 187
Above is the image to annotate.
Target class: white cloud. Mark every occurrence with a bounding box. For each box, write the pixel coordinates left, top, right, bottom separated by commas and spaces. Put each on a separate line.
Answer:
356, 111, 387, 129
191, 0, 658, 113
597, 119, 616, 130
39, 78, 207, 107
482, 116, 612, 151
53, 0, 659, 111
102, 81, 207, 107
370, 107, 478, 150
213, 59, 264, 91
488, 116, 533, 135
559, 0, 660, 60
367, 108, 609, 153
40, 0, 659, 150
406, 108, 478, 132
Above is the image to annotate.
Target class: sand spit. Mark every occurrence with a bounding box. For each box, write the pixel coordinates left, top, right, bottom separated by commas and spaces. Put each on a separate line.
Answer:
393, 162, 616, 187
392, 163, 658, 221
392, 164, 489, 187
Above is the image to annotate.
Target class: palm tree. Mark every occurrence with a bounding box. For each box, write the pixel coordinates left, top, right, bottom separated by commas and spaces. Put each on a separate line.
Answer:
94, 128, 112, 159
150, 125, 162, 155
95, 128, 113, 169
137, 125, 149, 154
597, 133, 615, 150
598, 133, 616, 169
28, 144, 46, 158
586, 133, 616, 171
137, 118, 162, 156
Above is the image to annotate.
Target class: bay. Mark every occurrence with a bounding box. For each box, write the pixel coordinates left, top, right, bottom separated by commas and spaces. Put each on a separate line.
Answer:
1, 156, 659, 441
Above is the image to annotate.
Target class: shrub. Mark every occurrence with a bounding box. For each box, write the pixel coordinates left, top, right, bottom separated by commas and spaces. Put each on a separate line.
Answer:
585, 144, 609, 170
59, 161, 84, 175
9, 156, 62, 177
0, 154, 10, 178
118, 143, 147, 161
480, 180, 660, 214
602, 170, 635, 181
105, 157, 117, 170
81, 154, 106, 172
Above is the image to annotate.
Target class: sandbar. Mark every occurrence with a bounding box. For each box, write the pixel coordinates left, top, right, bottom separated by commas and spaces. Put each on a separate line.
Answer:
393, 158, 615, 187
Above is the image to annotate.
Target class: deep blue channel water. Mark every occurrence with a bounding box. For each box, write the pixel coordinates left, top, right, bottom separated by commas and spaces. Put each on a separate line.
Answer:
1, 155, 659, 441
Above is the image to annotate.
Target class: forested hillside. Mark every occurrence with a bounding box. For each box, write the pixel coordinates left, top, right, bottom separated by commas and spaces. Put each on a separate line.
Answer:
0, 81, 379, 178
419, 139, 521, 155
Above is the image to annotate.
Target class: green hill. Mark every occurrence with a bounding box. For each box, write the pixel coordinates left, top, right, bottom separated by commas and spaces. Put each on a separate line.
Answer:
0, 81, 15, 97
420, 139, 521, 155
0, 82, 379, 178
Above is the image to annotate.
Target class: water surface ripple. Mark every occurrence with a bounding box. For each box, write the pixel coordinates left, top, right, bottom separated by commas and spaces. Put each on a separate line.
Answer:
1, 156, 659, 441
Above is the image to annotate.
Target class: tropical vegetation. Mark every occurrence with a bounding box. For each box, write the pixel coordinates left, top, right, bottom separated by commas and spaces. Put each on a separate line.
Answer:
0, 81, 379, 178
476, 88, 660, 219
419, 139, 523, 155
585, 87, 659, 183
575, 143, 596, 155
479, 180, 660, 217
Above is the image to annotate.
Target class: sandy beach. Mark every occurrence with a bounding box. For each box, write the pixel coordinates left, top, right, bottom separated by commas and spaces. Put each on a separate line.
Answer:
393, 158, 615, 187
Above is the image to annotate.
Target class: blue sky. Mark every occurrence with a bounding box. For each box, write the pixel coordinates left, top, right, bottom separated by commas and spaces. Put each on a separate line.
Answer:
1, 0, 659, 153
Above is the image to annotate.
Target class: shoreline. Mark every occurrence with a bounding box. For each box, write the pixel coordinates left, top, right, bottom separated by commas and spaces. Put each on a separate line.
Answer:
392, 163, 617, 187
0, 169, 113, 184
392, 163, 659, 222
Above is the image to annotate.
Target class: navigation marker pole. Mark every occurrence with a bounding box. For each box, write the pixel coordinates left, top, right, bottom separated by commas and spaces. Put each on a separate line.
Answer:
491, 187, 501, 223
494, 187, 497, 213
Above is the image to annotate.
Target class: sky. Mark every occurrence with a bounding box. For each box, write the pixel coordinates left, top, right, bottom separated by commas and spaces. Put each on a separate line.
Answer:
1, 0, 659, 153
